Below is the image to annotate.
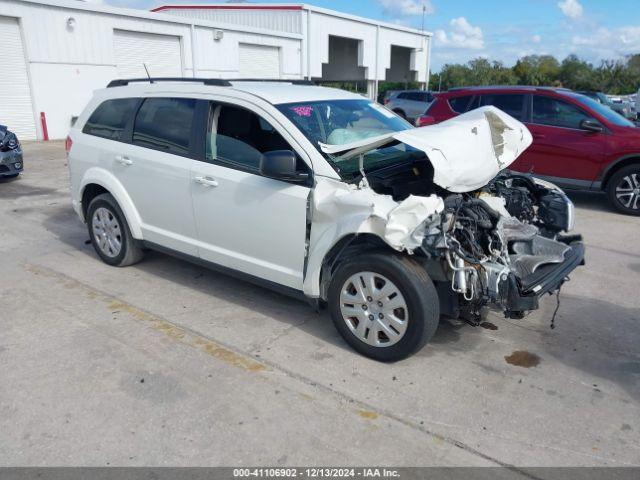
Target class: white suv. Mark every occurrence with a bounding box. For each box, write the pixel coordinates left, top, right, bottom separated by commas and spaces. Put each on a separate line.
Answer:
68, 78, 584, 361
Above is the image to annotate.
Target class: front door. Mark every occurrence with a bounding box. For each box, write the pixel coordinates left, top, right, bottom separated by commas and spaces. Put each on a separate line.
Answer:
190, 101, 311, 290
519, 94, 606, 187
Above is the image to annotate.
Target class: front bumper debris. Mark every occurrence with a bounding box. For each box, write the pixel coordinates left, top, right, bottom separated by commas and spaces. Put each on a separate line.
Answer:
501, 240, 585, 318
0, 149, 23, 176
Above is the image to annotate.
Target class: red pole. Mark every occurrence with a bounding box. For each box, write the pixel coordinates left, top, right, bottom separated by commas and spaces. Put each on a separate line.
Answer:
40, 112, 49, 141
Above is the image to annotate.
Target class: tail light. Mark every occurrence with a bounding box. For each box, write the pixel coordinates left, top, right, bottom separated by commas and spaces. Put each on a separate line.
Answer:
416, 115, 436, 127
383, 99, 390, 105
65, 135, 73, 155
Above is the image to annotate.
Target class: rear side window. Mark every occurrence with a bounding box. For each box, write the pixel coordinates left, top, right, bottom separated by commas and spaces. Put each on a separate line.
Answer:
83, 98, 138, 141
448, 95, 474, 113
132, 98, 196, 156
532, 96, 590, 129
481, 94, 526, 120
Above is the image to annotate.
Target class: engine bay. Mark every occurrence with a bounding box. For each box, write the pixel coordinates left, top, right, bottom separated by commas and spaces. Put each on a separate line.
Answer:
363, 158, 579, 320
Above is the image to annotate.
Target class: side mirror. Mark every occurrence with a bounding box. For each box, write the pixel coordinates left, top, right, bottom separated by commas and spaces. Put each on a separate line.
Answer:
260, 150, 309, 183
580, 119, 604, 133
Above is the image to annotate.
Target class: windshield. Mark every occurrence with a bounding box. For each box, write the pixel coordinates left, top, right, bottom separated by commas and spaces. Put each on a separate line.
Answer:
569, 93, 635, 127
276, 99, 415, 179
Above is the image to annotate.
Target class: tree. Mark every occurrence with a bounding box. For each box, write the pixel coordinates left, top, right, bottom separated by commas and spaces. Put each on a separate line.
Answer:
432, 53, 639, 94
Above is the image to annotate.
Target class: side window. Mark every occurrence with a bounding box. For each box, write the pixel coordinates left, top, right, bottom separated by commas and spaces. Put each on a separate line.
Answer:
448, 95, 473, 113
206, 103, 301, 173
532, 96, 590, 129
422, 92, 434, 103
132, 98, 196, 156
83, 98, 138, 141
397, 92, 409, 100
481, 94, 526, 120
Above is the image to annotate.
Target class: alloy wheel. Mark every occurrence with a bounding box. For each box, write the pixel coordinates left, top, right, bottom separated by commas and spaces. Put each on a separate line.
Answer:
615, 173, 640, 210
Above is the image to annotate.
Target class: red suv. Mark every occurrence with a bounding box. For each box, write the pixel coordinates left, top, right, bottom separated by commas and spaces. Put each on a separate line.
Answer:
418, 86, 640, 215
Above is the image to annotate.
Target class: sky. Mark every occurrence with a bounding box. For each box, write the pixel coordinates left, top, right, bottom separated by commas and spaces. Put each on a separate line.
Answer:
98, 0, 640, 72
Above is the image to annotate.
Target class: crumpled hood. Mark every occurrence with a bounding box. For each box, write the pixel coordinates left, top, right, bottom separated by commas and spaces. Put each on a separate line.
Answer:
321, 106, 533, 193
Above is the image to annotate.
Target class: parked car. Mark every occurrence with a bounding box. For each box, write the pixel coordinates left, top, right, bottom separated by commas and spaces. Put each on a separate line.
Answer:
67, 78, 583, 361
609, 97, 635, 120
0, 125, 23, 178
383, 89, 434, 123
576, 90, 614, 108
418, 86, 640, 215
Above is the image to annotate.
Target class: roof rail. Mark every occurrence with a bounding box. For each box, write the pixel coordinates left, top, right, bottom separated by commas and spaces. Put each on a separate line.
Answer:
227, 78, 316, 86
106, 78, 232, 88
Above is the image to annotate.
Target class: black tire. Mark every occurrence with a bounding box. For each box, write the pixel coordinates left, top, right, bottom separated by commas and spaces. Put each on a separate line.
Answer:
327, 252, 440, 362
86, 193, 144, 267
393, 109, 406, 120
607, 164, 640, 216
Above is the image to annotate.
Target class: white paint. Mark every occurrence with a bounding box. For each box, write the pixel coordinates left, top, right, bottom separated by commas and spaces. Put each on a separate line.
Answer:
113, 30, 183, 78
0, 15, 36, 139
238, 43, 281, 78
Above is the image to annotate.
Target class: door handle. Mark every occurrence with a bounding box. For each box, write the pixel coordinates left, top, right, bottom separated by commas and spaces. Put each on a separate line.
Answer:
115, 155, 133, 166
194, 176, 219, 187
532, 133, 546, 140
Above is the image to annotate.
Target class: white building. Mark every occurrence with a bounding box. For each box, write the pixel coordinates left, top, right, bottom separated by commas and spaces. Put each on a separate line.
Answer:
0, 0, 432, 140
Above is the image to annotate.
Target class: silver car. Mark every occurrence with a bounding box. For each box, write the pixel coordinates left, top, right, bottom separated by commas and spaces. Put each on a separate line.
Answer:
0, 125, 23, 178
384, 90, 434, 123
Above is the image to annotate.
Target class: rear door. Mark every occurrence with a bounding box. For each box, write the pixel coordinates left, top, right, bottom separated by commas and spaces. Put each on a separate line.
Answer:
521, 94, 606, 185
190, 100, 311, 289
404, 92, 428, 120
115, 97, 200, 255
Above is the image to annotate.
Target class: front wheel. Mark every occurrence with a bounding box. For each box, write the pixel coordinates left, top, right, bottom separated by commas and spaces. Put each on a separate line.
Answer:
327, 252, 440, 361
607, 164, 640, 216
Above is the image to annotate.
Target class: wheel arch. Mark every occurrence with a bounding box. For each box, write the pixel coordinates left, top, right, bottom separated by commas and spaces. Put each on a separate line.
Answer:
309, 233, 398, 301
79, 168, 143, 239
600, 154, 640, 190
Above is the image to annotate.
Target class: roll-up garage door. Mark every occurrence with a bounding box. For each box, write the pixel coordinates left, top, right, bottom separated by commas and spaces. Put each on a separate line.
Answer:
114, 30, 183, 79
239, 44, 280, 78
0, 16, 36, 139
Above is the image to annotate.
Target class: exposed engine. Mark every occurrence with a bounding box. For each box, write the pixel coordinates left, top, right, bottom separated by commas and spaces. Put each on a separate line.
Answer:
421, 171, 581, 320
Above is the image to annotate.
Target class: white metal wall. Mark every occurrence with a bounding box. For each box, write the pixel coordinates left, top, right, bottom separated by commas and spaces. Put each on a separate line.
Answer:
192, 28, 300, 79
114, 30, 183, 78
158, 7, 302, 34
238, 44, 280, 78
0, 0, 302, 139
0, 0, 430, 139
0, 15, 36, 139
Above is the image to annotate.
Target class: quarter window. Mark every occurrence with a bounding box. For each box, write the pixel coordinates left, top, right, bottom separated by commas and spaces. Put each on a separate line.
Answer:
532, 96, 590, 129
481, 94, 526, 120
132, 98, 196, 156
83, 98, 138, 141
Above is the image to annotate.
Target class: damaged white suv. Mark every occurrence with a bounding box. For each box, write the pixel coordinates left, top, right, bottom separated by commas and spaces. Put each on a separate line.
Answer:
68, 79, 584, 361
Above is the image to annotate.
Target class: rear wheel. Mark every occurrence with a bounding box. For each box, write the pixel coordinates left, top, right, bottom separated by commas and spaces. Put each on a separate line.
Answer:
328, 252, 440, 361
87, 193, 144, 266
393, 109, 406, 120
607, 164, 640, 216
